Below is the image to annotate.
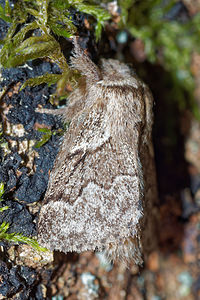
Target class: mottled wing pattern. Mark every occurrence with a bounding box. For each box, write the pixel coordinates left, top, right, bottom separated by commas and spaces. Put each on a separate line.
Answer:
38, 85, 144, 262
37, 39, 155, 264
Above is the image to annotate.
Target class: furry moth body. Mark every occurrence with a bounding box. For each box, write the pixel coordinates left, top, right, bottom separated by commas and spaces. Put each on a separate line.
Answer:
37, 40, 157, 264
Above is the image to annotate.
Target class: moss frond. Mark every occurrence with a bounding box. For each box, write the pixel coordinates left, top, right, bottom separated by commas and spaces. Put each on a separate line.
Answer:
0, 182, 5, 200
35, 128, 53, 148
0, 222, 47, 252
0, 0, 12, 22
0, 183, 47, 252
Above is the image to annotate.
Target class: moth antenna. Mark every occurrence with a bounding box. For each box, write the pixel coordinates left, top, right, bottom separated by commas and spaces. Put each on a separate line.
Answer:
70, 36, 102, 82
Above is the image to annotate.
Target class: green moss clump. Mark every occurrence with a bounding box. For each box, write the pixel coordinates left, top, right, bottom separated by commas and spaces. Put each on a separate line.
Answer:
0, 0, 110, 102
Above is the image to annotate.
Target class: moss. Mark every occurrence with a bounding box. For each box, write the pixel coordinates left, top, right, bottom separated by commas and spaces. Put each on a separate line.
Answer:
35, 127, 65, 148
118, 0, 200, 117
0, 183, 47, 252
0, 182, 9, 212
0, 0, 110, 103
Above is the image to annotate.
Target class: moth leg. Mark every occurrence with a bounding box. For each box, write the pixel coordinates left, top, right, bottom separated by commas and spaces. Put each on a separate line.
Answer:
35, 107, 66, 115
35, 89, 86, 121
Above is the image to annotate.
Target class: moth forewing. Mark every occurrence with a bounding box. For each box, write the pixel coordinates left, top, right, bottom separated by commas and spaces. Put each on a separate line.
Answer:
37, 40, 158, 265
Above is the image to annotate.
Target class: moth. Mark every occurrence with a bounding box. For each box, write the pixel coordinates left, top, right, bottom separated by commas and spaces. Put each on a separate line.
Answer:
37, 39, 157, 264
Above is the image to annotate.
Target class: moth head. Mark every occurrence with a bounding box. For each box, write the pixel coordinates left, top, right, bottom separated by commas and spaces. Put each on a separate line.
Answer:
100, 59, 132, 77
